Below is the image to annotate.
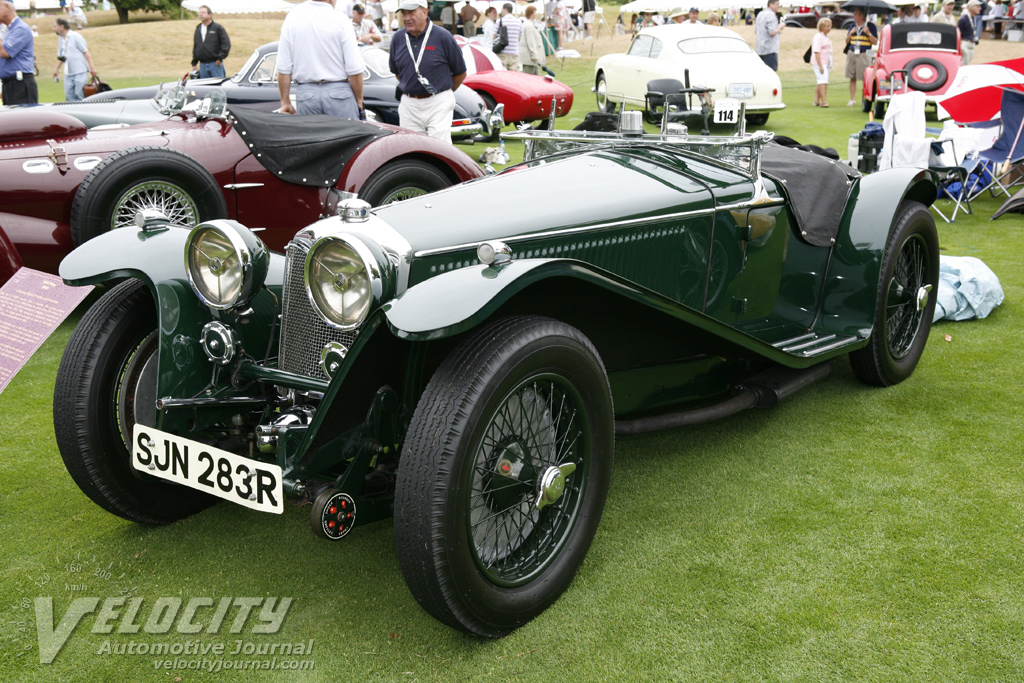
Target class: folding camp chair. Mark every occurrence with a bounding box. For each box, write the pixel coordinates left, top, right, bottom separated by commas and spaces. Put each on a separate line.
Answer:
929, 139, 976, 223
970, 89, 1024, 199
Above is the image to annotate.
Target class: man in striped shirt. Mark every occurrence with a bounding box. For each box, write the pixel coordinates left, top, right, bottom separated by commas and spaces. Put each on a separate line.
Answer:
496, 3, 521, 71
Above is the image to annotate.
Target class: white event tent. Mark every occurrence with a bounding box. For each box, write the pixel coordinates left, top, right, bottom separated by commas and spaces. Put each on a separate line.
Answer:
181, 0, 294, 14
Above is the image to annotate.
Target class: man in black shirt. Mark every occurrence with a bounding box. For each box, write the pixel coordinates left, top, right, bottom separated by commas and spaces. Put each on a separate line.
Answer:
388, 0, 467, 143
191, 5, 231, 79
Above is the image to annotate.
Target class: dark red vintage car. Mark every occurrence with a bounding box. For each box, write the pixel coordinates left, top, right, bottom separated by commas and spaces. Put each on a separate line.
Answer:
0, 98, 484, 274
0, 225, 22, 286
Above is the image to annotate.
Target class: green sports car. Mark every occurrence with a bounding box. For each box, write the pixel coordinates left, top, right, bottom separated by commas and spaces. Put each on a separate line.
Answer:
53, 119, 939, 637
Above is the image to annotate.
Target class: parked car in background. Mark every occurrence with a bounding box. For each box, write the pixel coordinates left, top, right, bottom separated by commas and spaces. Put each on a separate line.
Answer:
0, 91, 483, 274
462, 70, 574, 134
783, 4, 854, 29
864, 22, 961, 117
595, 24, 785, 126
88, 43, 504, 143
51, 117, 938, 638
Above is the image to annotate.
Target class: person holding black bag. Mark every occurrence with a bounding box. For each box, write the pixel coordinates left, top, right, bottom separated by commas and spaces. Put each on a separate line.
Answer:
494, 3, 521, 71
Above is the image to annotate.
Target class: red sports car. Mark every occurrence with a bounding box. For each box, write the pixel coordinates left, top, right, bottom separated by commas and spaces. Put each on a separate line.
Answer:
463, 70, 574, 133
0, 96, 484, 274
864, 22, 961, 117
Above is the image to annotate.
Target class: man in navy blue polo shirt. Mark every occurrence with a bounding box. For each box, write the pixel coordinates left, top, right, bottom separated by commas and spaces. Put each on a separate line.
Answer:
0, 0, 38, 105
388, 0, 467, 143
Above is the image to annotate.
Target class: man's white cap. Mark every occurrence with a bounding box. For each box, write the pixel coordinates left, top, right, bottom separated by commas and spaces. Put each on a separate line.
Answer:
397, 0, 427, 9
668, 7, 687, 18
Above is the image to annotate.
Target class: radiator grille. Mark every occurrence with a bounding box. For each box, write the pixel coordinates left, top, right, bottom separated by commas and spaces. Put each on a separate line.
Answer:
278, 238, 358, 380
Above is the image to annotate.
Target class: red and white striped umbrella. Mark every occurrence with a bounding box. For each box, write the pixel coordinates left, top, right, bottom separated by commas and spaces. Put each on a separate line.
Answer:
454, 35, 505, 75
938, 58, 1024, 123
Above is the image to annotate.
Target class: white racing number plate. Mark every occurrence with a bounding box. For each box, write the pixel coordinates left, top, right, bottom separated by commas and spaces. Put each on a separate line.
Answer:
727, 83, 754, 99
714, 97, 741, 125
132, 425, 284, 514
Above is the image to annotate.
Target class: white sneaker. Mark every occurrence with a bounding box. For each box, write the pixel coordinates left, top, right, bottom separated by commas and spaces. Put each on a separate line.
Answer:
846, 100, 856, 107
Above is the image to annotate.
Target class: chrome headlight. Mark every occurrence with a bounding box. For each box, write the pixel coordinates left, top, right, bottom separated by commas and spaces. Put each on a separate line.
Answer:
304, 234, 385, 330
185, 220, 269, 310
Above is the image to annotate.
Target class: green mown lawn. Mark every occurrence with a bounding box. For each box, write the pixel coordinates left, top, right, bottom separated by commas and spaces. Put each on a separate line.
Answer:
2, 64, 1022, 682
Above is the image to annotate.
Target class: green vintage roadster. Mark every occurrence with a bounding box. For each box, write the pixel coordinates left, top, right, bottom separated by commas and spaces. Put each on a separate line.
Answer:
52, 118, 939, 637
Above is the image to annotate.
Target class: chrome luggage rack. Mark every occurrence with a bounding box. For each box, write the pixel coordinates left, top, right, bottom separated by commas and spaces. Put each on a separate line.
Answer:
503, 109, 775, 182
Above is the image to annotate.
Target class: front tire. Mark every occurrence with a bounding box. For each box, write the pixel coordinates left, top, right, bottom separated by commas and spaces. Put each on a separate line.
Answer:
394, 316, 614, 637
850, 201, 939, 387
69, 146, 227, 247
53, 279, 215, 524
357, 159, 453, 206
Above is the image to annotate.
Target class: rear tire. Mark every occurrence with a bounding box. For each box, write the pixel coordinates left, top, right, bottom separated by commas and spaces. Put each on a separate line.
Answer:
53, 279, 215, 524
745, 113, 769, 126
850, 201, 938, 387
357, 160, 453, 206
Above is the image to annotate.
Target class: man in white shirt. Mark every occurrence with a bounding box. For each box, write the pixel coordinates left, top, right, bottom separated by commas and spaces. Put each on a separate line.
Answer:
352, 4, 381, 43
278, 0, 366, 119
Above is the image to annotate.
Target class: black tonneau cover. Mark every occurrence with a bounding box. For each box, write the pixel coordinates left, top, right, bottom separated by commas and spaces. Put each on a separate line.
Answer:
760, 143, 860, 248
229, 108, 393, 187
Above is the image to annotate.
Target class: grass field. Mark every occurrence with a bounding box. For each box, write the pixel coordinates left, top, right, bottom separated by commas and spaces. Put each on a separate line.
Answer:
2, 11, 1024, 682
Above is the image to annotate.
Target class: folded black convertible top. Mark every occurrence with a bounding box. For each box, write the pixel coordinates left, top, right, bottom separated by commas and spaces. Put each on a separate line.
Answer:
761, 142, 861, 248
229, 108, 394, 188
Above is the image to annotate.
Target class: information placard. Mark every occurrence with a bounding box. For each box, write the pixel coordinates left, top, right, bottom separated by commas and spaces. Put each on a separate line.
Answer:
0, 268, 93, 395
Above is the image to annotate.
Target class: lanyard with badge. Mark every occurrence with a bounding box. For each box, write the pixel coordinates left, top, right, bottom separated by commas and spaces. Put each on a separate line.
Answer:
405, 20, 438, 95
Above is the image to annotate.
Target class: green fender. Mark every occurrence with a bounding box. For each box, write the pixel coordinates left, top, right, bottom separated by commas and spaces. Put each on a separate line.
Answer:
58, 227, 286, 435
818, 167, 936, 338
58, 226, 286, 290
382, 257, 852, 369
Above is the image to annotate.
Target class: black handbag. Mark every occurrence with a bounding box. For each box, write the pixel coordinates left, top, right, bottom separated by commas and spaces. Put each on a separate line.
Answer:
493, 19, 509, 53
803, 45, 812, 63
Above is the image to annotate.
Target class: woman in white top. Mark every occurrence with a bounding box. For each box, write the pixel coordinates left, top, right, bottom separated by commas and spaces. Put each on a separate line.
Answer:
811, 17, 833, 107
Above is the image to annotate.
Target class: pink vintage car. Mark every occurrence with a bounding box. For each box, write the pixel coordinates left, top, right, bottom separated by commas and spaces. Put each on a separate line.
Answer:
864, 22, 961, 117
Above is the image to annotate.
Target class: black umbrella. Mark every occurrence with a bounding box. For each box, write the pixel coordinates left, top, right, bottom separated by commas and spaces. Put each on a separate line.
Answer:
841, 0, 898, 11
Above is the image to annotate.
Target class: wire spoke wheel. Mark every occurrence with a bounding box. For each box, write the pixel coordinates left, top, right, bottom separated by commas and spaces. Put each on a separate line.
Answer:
395, 316, 614, 636
850, 200, 938, 387
111, 181, 199, 230
468, 377, 589, 586
884, 233, 927, 360
377, 186, 430, 205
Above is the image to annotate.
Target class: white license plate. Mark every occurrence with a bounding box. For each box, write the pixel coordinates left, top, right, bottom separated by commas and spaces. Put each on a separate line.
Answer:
132, 425, 284, 514
728, 83, 754, 99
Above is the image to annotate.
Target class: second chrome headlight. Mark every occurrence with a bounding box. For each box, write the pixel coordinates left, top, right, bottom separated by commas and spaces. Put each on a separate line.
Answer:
304, 234, 381, 330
